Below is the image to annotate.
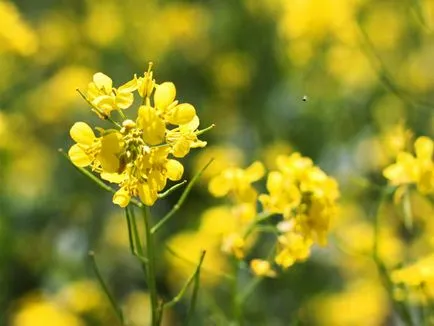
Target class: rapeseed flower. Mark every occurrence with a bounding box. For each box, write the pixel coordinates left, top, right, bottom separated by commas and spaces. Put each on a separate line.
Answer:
68, 64, 209, 207
383, 136, 434, 195
208, 153, 339, 272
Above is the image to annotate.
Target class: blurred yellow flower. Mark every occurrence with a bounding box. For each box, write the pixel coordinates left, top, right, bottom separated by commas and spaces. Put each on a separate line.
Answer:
0, 1, 38, 56
11, 295, 84, 326
250, 259, 276, 278
209, 161, 265, 203
383, 136, 434, 194
392, 253, 434, 287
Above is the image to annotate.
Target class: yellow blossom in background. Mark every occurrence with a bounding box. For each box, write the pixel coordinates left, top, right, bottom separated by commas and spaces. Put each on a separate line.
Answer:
193, 145, 245, 182
55, 280, 105, 314
383, 136, 434, 194
250, 259, 276, 277
208, 161, 265, 203
392, 253, 434, 287
260, 153, 339, 246
310, 280, 388, 326
0, 1, 38, 56
11, 295, 84, 326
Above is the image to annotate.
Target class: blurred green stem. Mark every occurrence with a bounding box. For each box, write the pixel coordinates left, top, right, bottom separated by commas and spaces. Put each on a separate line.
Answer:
76, 89, 121, 128
372, 188, 415, 325
232, 260, 243, 325
89, 251, 125, 325
143, 206, 159, 326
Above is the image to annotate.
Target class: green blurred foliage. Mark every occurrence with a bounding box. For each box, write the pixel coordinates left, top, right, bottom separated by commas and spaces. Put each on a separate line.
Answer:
1, 0, 434, 325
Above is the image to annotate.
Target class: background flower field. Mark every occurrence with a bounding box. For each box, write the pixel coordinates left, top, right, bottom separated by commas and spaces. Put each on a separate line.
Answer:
1, 0, 434, 325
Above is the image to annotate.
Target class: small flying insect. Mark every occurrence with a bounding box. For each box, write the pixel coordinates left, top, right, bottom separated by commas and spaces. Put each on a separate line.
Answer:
302, 95, 308, 102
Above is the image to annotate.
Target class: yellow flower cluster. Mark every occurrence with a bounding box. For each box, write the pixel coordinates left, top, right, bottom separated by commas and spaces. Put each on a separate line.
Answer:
68, 64, 208, 207
209, 153, 340, 276
383, 136, 434, 195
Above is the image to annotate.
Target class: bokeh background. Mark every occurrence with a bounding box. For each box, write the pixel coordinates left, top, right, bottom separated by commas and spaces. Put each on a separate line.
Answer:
1, 0, 434, 325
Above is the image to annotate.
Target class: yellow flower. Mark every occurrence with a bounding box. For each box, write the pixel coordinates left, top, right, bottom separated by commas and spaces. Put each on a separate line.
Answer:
259, 153, 339, 246
384, 136, 434, 194
275, 232, 312, 269
86, 72, 137, 117
69, 65, 209, 207
166, 116, 207, 158
392, 253, 434, 286
208, 161, 265, 203
250, 259, 276, 277
221, 233, 245, 259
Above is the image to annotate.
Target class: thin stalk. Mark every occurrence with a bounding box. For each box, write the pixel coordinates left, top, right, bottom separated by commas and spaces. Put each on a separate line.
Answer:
196, 124, 215, 136
157, 180, 187, 199
186, 251, 206, 325
143, 206, 159, 326
60, 149, 143, 208
164, 250, 206, 309
151, 159, 214, 234
243, 212, 274, 239
232, 259, 243, 325
76, 89, 121, 128
125, 207, 149, 264
88, 251, 124, 325
372, 189, 415, 325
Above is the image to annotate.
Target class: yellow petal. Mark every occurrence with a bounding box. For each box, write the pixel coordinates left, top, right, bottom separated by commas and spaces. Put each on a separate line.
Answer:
172, 139, 191, 158
415, 136, 433, 161
93, 72, 112, 91
70, 122, 95, 145
266, 171, 283, 193
154, 82, 176, 110
250, 259, 276, 277
113, 188, 130, 207
101, 132, 121, 154
68, 144, 92, 167
166, 159, 184, 181
98, 153, 119, 173
138, 183, 158, 206
118, 78, 138, 93
245, 161, 265, 182
101, 172, 126, 183
137, 105, 166, 145
115, 92, 134, 109
167, 103, 196, 125
209, 174, 231, 197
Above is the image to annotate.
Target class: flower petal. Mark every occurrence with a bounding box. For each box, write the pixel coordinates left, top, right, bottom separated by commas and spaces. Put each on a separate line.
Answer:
70, 122, 95, 145
154, 82, 176, 111
68, 144, 92, 167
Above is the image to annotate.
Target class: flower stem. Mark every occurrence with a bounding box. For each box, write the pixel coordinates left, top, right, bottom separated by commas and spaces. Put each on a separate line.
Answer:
151, 159, 213, 234
76, 89, 121, 128
143, 206, 159, 325
88, 251, 124, 325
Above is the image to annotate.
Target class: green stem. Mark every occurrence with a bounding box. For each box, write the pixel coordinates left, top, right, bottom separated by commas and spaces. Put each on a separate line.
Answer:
88, 251, 124, 325
151, 159, 214, 234
125, 207, 149, 264
232, 260, 243, 325
143, 206, 159, 326
76, 89, 121, 128
157, 180, 187, 199
163, 250, 206, 308
186, 251, 206, 325
372, 189, 415, 325
196, 124, 216, 136
243, 212, 274, 239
